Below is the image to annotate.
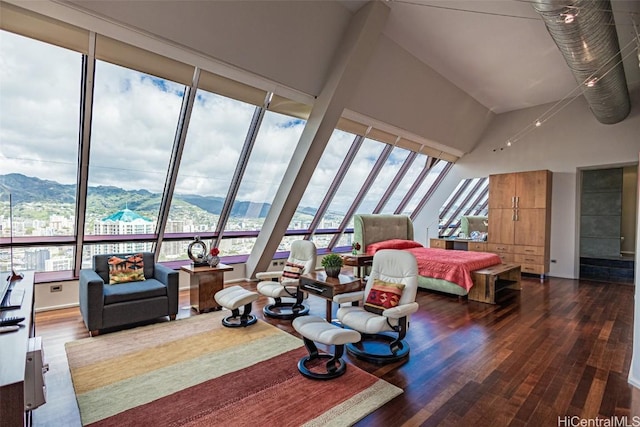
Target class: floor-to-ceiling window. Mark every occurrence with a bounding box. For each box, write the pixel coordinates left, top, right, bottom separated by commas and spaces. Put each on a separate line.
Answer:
222, 111, 305, 254
83, 60, 185, 266
0, 4, 455, 279
160, 89, 254, 261
0, 30, 82, 272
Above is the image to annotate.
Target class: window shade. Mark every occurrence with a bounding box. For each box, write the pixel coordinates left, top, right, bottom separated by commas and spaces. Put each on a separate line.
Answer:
0, 2, 89, 54
336, 118, 369, 136
268, 95, 312, 120
95, 35, 194, 86
198, 70, 268, 107
366, 128, 397, 145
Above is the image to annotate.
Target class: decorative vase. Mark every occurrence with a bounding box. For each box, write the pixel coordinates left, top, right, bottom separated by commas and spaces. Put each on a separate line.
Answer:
207, 255, 220, 268
324, 266, 341, 278
352, 249, 358, 255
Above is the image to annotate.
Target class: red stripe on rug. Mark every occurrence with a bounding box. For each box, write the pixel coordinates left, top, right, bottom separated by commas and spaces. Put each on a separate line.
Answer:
87, 347, 379, 426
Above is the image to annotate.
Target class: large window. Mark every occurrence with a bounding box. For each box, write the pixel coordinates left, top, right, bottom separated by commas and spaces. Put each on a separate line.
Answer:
318, 138, 385, 227
1, 8, 457, 278
226, 112, 304, 233
288, 129, 356, 231
399, 159, 448, 216
160, 89, 255, 260
357, 145, 412, 215
85, 61, 184, 260
380, 153, 429, 214
0, 30, 81, 271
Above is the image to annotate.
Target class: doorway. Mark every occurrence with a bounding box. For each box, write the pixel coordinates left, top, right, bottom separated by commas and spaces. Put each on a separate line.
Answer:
579, 166, 637, 284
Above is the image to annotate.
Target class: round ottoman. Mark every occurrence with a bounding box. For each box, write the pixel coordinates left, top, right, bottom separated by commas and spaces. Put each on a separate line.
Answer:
292, 315, 361, 380
214, 286, 259, 328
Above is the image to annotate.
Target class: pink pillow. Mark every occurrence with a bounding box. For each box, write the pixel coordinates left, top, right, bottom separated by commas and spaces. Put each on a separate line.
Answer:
365, 239, 423, 254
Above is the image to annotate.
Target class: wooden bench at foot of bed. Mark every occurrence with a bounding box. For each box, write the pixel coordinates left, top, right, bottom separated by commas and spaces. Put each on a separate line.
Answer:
468, 263, 521, 304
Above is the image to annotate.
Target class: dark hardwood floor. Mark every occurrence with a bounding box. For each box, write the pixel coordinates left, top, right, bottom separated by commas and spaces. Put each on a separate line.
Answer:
31, 275, 639, 426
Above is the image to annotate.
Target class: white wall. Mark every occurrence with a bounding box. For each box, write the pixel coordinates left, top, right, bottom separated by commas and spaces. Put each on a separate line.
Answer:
415, 87, 640, 279
630, 152, 640, 388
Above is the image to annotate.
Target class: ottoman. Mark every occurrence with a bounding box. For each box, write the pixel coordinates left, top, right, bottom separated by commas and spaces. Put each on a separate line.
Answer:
214, 285, 259, 328
292, 315, 361, 380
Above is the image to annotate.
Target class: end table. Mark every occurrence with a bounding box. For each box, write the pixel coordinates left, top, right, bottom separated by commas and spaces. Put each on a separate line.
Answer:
180, 263, 233, 313
341, 254, 373, 279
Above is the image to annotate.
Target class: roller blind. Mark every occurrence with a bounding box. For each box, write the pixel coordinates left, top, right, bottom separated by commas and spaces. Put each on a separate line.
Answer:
0, 2, 89, 54
366, 128, 397, 145
268, 95, 312, 120
198, 70, 268, 107
95, 35, 194, 86
336, 117, 459, 162
336, 117, 369, 136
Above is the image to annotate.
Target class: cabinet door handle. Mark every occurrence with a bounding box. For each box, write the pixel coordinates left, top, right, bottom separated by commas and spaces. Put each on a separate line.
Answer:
514, 210, 519, 221
515, 196, 519, 208
511, 196, 515, 208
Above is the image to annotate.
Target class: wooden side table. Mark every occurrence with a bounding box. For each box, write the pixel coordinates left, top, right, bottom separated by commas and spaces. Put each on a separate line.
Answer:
180, 264, 234, 313
299, 272, 363, 321
341, 254, 373, 278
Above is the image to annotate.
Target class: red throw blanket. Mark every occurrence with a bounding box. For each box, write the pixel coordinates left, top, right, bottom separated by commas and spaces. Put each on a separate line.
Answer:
405, 248, 501, 291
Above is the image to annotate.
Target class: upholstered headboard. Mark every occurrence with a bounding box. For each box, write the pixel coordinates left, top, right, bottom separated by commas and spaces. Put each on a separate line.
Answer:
353, 214, 414, 254
460, 215, 488, 236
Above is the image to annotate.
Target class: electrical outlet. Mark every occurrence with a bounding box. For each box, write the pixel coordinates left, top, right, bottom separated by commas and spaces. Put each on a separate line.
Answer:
551, 259, 557, 263
278, 261, 285, 266
272, 261, 278, 266
50, 285, 62, 293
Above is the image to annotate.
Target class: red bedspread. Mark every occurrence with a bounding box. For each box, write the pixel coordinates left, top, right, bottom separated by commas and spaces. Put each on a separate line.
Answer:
405, 248, 501, 291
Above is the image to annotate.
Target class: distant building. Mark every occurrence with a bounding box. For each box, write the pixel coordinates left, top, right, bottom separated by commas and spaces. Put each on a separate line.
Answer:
90, 208, 155, 256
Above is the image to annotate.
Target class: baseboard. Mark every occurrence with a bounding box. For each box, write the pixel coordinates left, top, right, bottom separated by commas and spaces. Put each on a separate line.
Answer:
35, 302, 79, 313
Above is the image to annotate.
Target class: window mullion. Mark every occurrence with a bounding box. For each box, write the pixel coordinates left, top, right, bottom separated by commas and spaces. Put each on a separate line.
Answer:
74, 32, 96, 276
154, 68, 201, 260
440, 177, 487, 233
372, 150, 418, 214
410, 161, 453, 221
326, 143, 393, 249
305, 134, 364, 239
212, 93, 271, 248
394, 156, 436, 215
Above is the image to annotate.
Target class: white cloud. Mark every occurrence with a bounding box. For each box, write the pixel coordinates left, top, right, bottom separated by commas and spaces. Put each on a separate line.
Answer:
0, 31, 81, 185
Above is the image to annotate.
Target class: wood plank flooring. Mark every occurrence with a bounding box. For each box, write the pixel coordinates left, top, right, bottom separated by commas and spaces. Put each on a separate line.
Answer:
30, 275, 639, 426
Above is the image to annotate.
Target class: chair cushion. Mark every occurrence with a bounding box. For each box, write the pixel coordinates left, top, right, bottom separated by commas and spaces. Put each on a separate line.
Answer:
107, 253, 146, 284
337, 306, 394, 333
103, 278, 167, 305
364, 279, 405, 314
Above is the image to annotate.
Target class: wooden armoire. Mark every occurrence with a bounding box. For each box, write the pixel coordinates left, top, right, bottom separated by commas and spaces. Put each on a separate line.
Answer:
487, 170, 552, 277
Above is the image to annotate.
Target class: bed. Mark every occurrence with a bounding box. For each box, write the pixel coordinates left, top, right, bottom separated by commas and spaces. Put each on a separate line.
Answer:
353, 214, 502, 297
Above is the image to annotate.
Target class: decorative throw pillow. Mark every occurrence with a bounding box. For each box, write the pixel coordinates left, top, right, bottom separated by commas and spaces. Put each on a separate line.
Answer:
366, 239, 423, 254
364, 279, 405, 314
108, 253, 145, 285
281, 261, 304, 281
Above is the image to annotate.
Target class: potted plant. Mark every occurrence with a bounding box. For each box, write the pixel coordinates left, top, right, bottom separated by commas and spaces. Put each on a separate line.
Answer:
321, 253, 343, 278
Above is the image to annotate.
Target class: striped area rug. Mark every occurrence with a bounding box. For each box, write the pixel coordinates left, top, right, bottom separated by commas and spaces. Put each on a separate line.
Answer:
65, 312, 402, 426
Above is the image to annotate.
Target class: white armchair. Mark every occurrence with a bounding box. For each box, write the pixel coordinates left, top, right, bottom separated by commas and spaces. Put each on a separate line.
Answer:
256, 240, 317, 319
334, 249, 419, 363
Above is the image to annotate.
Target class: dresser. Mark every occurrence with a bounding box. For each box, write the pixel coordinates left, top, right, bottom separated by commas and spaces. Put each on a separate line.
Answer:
487, 170, 552, 276
429, 238, 487, 252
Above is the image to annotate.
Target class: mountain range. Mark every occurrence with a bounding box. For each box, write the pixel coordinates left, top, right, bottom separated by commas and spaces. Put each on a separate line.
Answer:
0, 173, 319, 219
